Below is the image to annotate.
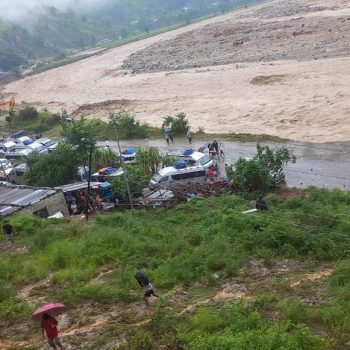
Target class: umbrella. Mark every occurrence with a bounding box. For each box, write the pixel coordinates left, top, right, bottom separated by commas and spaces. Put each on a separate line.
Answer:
32, 303, 67, 321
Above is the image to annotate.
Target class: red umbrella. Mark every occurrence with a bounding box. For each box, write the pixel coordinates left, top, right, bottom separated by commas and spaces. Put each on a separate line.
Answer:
32, 303, 67, 321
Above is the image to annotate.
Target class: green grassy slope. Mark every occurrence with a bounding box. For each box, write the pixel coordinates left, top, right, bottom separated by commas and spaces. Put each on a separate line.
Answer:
1, 188, 350, 348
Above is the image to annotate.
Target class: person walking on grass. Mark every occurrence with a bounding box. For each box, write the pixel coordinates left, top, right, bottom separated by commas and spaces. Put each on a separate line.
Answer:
2, 221, 14, 244
41, 313, 64, 350
135, 271, 159, 305
187, 130, 193, 144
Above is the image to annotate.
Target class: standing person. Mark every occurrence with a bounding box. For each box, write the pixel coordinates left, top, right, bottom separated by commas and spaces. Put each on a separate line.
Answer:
256, 196, 268, 211
219, 142, 225, 158
207, 167, 215, 182
164, 127, 174, 145
71, 201, 78, 216
187, 130, 193, 144
209, 144, 216, 158
135, 271, 159, 305
212, 140, 219, 155
41, 313, 64, 350
2, 221, 14, 244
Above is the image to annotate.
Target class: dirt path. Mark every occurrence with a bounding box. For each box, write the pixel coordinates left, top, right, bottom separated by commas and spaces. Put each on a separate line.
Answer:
3, 0, 350, 143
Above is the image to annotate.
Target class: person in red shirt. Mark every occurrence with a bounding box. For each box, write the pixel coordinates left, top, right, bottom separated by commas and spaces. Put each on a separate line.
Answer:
207, 167, 215, 182
41, 313, 64, 350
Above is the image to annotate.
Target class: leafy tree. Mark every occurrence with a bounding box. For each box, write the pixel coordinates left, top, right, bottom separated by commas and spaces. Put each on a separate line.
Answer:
61, 116, 95, 156
112, 164, 150, 199
135, 147, 163, 174
109, 112, 148, 139
92, 147, 120, 172
112, 147, 168, 199
232, 158, 270, 194
162, 112, 190, 136
231, 144, 296, 194
254, 144, 296, 189
24, 143, 80, 187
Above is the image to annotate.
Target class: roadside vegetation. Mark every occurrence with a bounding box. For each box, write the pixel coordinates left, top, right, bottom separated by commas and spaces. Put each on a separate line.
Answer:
1, 106, 288, 144
1, 188, 350, 348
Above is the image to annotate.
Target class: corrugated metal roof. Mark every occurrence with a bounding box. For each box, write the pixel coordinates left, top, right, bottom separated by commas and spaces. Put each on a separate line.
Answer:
0, 205, 20, 216
56, 182, 101, 193
0, 184, 59, 216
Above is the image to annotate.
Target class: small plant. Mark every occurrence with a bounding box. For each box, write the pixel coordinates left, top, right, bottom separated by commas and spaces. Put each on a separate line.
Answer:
128, 329, 153, 350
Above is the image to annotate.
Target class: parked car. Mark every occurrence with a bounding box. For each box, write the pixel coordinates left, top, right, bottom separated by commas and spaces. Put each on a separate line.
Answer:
168, 150, 214, 169
5, 148, 32, 160
37, 138, 58, 152
121, 147, 137, 164
91, 167, 124, 182
28, 142, 48, 154
149, 164, 207, 190
0, 158, 12, 169
17, 136, 33, 146
10, 130, 26, 139
0, 141, 19, 153
14, 163, 27, 175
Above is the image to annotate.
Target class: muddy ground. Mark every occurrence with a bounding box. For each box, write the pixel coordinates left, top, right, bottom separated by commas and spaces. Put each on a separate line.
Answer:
0, 258, 335, 350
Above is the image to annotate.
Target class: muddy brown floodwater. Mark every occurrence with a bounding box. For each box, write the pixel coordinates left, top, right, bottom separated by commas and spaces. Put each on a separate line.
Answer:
3, 0, 350, 143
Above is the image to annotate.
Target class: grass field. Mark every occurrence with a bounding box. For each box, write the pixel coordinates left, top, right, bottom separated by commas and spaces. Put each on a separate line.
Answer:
1, 188, 350, 348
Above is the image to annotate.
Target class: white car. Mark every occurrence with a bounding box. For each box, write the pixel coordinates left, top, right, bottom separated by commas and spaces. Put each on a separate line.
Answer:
167, 150, 215, 169
29, 142, 48, 154
0, 141, 18, 153
0, 158, 12, 169
18, 148, 34, 157
37, 138, 58, 152
17, 136, 33, 146
149, 165, 207, 190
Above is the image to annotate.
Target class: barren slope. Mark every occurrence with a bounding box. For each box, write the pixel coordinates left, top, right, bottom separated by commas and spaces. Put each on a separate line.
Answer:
3, 0, 350, 142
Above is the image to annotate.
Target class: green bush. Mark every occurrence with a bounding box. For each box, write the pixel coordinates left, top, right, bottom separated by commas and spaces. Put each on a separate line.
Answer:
24, 142, 80, 187
329, 260, 350, 289
183, 303, 328, 350
162, 112, 190, 136
110, 112, 149, 139
17, 106, 39, 121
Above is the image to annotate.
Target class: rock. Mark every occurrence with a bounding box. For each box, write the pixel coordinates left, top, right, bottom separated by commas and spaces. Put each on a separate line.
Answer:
110, 311, 119, 319
59, 314, 72, 330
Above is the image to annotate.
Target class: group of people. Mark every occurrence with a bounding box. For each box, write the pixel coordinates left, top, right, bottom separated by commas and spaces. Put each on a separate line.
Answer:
163, 127, 194, 145
66, 191, 92, 216
208, 140, 224, 158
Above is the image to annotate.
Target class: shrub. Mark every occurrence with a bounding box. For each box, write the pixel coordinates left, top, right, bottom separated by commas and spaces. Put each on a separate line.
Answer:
110, 112, 149, 139
17, 106, 39, 121
128, 329, 153, 350
162, 112, 190, 136
329, 260, 350, 289
24, 142, 80, 187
